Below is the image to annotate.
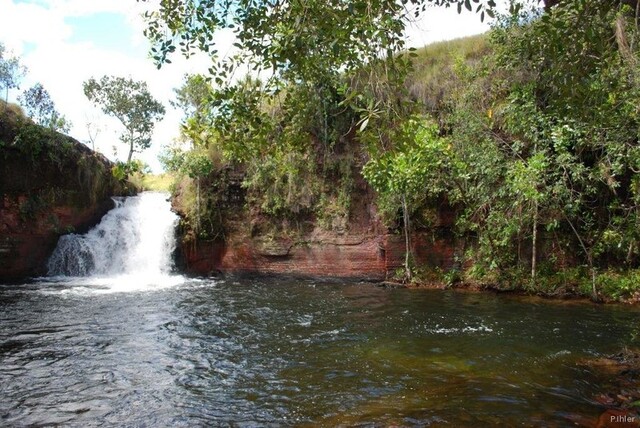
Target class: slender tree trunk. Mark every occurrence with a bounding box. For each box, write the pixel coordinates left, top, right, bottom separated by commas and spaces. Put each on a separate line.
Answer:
127, 130, 134, 163
196, 177, 201, 234
402, 194, 412, 282
531, 200, 538, 285
589, 254, 597, 301
564, 213, 599, 301
517, 206, 523, 267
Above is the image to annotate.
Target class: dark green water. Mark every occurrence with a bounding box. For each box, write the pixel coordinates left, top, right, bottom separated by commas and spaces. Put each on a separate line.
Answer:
0, 277, 638, 426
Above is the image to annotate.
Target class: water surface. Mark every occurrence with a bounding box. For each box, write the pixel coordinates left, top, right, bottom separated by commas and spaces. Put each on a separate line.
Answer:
1, 277, 638, 426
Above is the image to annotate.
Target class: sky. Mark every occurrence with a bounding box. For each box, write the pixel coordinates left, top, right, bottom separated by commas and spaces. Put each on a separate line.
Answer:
0, 0, 495, 172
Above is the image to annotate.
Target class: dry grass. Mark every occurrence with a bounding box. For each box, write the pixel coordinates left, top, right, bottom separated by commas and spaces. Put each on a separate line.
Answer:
140, 173, 175, 192
0, 99, 26, 121
406, 33, 490, 111
0, 100, 28, 143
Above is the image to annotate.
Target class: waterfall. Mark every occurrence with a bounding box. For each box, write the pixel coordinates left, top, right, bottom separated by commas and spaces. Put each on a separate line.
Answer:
47, 192, 179, 278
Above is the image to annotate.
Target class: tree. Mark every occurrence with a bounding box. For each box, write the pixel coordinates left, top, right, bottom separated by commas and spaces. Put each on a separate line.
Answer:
84, 113, 102, 151
363, 119, 452, 282
138, 0, 505, 282
447, 0, 640, 298
18, 83, 71, 133
83, 76, 165, 162
172, 74, 211, 120
172, 74, 215, 149
0, 42, 26, 107
140, 1, 504, 127
140, 0, 502, 71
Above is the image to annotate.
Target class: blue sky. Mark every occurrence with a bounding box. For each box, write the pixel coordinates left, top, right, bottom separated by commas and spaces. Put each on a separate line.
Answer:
0, 0, 212, 171
66, 12, 146, 57
0, 0, 494, 172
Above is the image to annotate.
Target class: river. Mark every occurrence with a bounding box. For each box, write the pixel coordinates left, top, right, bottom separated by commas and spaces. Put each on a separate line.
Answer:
0, 193, 638, 426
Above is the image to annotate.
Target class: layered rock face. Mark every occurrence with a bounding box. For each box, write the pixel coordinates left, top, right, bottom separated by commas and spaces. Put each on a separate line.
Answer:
179, 234, 388, 280
179, 231, 458, 280
173, 175, 459, 279
0, 116, 125, 281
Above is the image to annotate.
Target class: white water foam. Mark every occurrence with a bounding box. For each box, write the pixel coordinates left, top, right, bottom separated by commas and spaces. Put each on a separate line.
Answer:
425, 323, 495, 335
46, 192, 186, 293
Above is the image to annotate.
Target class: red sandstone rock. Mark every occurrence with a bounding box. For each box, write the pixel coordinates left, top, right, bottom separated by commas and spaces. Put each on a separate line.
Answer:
0, 120, 125, 281
0, 196, 115, 280
179, 229, 458, 280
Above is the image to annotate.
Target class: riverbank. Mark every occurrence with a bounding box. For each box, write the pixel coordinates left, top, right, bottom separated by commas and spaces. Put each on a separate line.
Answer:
174, 227, 640, 305
163, 4, 640, 307
385, 271, 640, 305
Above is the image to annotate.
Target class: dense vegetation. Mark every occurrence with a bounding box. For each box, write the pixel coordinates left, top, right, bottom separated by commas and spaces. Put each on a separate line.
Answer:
1, 43, 164, 198
151, 0, 640, 301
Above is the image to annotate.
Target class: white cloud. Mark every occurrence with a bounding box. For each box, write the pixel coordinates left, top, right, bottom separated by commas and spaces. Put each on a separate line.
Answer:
405, 4, 492, 47
0, 0, 213, 171
0, 0, 71, 54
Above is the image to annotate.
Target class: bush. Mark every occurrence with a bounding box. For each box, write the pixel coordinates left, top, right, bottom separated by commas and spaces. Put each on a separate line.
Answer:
597, 270, 640, 301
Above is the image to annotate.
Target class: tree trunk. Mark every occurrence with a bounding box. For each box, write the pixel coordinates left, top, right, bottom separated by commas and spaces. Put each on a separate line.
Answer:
127, 130, 134, 163
531, 200, 538, 285
402, 194, 412, 283
590, 258, 597, 302
196, 177, 201, 234
564, 213, 599, 301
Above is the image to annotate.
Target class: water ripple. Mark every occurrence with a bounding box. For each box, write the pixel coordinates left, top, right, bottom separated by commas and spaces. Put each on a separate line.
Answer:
0, 278, 638, 425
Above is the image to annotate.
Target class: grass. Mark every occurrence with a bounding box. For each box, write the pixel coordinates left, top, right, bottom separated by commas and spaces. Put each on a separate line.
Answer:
126, 172, 175, 193
0, 100, 27, 144
0, 99, 25, 119
127, 172, 175, 193
140, 173, 175, 192
406, 33, 490, 110
412, 33, 489, 65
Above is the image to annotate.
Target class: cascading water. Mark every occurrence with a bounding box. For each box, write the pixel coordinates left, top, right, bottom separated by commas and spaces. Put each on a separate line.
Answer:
46, 192, 182, 291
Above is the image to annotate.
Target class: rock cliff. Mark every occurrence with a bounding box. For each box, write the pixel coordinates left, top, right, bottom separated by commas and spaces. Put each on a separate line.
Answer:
172, 171, 459, 280
0, 109, 126, 281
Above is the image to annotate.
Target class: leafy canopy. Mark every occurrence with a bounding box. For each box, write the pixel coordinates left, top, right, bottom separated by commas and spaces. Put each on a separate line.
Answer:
18, 83, 71, 133
83, 76, 165, 162
140, 0, 499, 83
0, 42, 26, 101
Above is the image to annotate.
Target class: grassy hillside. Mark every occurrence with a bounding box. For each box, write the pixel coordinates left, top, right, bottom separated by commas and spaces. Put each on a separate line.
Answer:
138, 173, 175, 192
0, 100, 27, 142
407, 34, 489, 111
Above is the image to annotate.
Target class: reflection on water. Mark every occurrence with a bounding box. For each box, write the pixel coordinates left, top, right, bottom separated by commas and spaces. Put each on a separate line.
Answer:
0, 277, 639, 426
